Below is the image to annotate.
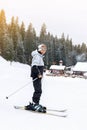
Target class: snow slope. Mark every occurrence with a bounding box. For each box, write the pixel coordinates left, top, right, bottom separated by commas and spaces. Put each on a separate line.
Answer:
0, 56, 87, 130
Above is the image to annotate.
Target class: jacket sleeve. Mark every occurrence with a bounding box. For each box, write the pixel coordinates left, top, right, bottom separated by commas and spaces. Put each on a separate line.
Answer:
32, 55, 40, 66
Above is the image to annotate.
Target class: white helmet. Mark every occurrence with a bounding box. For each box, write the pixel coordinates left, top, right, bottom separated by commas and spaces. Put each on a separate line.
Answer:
38, 44, 47, 51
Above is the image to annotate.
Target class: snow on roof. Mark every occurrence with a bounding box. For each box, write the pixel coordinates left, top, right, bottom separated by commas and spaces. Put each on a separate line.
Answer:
50, 65, 65, 70
73, 62, 87, 72
84, 72, 87, 76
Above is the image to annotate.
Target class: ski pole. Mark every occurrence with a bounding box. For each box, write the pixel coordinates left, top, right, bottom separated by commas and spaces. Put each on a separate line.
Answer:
6, 77, 38, 99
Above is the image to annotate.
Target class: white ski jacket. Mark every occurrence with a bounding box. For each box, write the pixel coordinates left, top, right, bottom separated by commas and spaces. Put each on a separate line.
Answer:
31, 50, 44, 66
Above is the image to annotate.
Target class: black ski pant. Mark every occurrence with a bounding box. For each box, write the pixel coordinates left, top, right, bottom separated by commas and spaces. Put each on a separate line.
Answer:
31, 65, 44, 104
32, 77, 42, 104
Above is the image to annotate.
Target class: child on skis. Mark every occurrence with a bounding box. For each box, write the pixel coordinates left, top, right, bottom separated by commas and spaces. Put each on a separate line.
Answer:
26, 44, 47, 113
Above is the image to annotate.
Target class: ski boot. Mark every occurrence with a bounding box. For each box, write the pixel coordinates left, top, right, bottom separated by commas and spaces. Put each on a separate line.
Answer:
25, 102, 46, 113
39, 104, 46, 111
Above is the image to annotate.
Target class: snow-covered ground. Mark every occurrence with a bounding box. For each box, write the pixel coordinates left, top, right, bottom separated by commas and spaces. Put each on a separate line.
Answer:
0, 56, 87, 130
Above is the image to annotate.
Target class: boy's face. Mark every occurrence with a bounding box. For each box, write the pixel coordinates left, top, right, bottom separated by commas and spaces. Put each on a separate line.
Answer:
41, 45, 47, 54
40, 49, 46, 54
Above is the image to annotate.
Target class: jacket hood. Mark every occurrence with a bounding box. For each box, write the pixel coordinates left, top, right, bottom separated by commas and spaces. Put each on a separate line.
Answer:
31, 50, 43, 57
31, 50, 38, 57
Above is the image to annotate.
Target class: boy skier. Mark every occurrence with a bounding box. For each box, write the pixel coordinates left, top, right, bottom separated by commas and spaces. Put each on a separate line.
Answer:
26, 44, 47, 113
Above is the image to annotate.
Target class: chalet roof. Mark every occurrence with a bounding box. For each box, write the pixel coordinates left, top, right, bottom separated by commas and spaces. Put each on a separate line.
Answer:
50, 65, 65, 70
73, 62, 87, 72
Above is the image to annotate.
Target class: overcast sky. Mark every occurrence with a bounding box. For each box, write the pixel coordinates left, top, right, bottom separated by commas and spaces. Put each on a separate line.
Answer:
0, 0, 87, 44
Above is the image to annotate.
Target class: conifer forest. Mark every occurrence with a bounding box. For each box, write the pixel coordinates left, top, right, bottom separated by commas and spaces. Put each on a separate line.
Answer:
0, 9, 87, 68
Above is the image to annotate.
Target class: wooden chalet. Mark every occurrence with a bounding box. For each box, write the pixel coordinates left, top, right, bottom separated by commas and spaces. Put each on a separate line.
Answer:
49, 60, 65, 76
72, 62, 87, 76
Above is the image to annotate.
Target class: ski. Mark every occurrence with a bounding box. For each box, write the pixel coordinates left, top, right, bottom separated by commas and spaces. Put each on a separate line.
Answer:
14, 106, 25, 110
14, 106, 67, 112
14, 106, 67, 118
47, 108, 67, 112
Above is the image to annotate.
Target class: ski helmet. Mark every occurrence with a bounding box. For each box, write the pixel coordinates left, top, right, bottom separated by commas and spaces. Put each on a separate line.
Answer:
38, 44, 47, 51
